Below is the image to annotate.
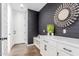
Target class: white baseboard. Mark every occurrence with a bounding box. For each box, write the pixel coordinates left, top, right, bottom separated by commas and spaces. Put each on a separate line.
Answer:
27, 44, 34, 46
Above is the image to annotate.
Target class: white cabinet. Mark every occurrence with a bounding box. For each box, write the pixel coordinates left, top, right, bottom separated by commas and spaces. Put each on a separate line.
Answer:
33, 37, 40, 49
40, 39, 50, 56
41, 40, 57, 56
34, 36, 79, 56
57, 41, 79, 56
40, 42, 48, 56
34, 36, 57, 56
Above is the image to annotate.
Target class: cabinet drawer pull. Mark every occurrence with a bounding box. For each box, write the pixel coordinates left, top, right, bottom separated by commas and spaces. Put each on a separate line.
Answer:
44, 45, 47, 51
0, 37, 7, 40
57, 52, 59, 56
63, 48, 72, 52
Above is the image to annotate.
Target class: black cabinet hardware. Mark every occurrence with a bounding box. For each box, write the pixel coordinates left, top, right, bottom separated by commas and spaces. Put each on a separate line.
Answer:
63, 48, 72, 52
44, 44, 47, 51
57, 52, 59, 56
0, 38, 7, 40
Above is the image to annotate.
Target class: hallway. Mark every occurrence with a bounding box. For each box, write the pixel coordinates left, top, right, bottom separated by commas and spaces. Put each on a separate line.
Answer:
10, 44, 41, 56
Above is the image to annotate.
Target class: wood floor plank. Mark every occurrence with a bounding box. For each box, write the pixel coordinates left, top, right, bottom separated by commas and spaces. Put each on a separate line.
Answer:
10, 43, 41, 56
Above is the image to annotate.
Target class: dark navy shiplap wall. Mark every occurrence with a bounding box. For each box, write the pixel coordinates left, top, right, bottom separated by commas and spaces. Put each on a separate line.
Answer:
28, 9, 39, 44
39, 3, 79, 39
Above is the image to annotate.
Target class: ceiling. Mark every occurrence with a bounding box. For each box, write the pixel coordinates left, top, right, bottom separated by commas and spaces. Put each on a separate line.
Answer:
10, 3, 46, 11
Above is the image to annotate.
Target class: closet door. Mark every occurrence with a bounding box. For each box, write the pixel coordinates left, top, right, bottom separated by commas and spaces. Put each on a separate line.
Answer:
14, 11, 25, 44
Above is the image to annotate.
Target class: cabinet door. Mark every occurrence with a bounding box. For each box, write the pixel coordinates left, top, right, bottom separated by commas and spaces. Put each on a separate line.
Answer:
40, 40, 43, 51
34, 38, 40, 49
40, 39, 57, 56
47, 45, 57, 56
40, 40, 48, 56
40, 40, 45, 55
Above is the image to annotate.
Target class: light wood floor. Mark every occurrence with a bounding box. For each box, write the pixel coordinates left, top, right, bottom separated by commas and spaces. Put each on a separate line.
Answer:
10, 43, 41, 56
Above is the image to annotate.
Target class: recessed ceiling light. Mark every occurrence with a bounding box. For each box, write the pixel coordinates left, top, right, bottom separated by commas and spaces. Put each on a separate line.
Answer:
20, 4, 24, 8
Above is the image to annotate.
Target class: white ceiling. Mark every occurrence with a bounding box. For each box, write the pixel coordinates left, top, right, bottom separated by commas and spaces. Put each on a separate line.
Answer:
10, 3, 46, 11
25, 3, 46, 11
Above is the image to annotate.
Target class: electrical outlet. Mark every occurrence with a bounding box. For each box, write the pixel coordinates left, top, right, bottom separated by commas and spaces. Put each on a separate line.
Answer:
63, 29, 66, 34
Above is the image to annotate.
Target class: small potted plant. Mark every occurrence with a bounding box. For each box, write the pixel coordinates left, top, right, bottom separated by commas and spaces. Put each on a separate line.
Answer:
47, 24, 54, 35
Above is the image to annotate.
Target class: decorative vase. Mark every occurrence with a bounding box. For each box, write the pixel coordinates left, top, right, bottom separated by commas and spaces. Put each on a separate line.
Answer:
47, 33, 54, 36
47, 24, 54, 36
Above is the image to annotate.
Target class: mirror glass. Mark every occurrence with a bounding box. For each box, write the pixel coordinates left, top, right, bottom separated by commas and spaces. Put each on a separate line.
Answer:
58, 9, 69, 21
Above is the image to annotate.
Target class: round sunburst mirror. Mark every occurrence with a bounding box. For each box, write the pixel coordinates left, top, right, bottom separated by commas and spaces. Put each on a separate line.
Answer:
54, 3, 79, 28
58, 9, 70, 21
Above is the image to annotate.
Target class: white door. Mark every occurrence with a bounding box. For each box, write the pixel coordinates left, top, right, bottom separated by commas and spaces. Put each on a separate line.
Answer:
14, 11, 25, 44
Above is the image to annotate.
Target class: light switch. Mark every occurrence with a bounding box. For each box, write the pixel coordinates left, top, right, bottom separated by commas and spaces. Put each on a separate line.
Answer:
63, 29, 66, 34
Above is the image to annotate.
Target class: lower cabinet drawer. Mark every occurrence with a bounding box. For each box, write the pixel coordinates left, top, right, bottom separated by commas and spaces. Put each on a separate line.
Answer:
57, 50, 71, 56
57, 42, 79, 56
40, 45, 57, 56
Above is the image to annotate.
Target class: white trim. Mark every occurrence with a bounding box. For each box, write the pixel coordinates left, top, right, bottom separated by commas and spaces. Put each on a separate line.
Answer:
7, 3, 12, 54
25, 9, 28, 44
27, 44, 34, 46
1, 3, 8, 56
